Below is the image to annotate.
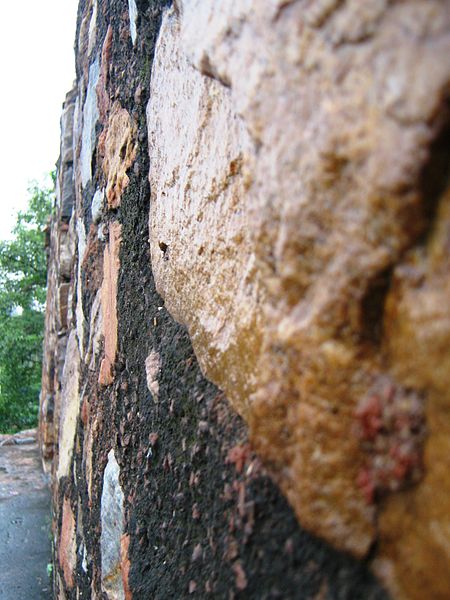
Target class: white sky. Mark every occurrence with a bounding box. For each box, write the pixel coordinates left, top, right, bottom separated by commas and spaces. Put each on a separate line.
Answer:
0, 0, 79, 239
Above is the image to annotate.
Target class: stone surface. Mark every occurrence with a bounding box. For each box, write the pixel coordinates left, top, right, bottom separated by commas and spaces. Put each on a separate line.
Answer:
88, 0, 98, 57
56, 330, 81, 479
101, 450, 126, 600
102, 103, 136, 209
80, 58, 100, 187
99, 221, 121, 386
373, 186, 450, 599
148, 9, 258, 419
91, 189, 104, 223
128, 0, 138, 46
145, 350, 161, 400
59, 497, 77, 589
147, 1, 450, 595
86, 289, 103, 372
76, 218, 87, 356
120, 534, 132, 600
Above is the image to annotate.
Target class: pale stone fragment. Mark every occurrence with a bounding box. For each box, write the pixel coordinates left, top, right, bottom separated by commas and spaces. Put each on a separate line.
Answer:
91, 189, 104, 223
72, 94, 82, 186
57, 330, 80, 479
101, 449, 126, 600
86, 290, 103, 371
128, 0, 138, 45
76, 219, 87, 357
80, 58, 100, 187
58, 575, 68, 600
83, 419, 95, 503
88, 0, 97, 56
145, 350, 161, 400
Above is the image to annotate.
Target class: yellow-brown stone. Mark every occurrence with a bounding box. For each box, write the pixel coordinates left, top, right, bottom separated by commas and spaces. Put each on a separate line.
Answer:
147, 2, 450, 596
102, 102, 136, 209
373, 187, 450, 599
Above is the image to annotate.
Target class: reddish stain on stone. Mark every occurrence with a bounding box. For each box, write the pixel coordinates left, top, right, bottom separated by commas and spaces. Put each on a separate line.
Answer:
99, 357, 114, 386
81, 397, 90, 427
354, 377, 425, 503
58, 497, 76, 589
120, 534, 132, 600
99, 221, 122, 386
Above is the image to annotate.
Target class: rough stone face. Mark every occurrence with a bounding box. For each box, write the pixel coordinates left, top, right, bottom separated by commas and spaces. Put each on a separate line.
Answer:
102, 103, 136, 209
148, 1, 450, 595
59, 497, 77, 589
101, 450, 126, 600
56, 330, 81, 479
128, 0, 138, 46
148, 11, 259, 420
86, 289, 103, 372
80, 58, 100, 188
373, 185, 450, 598
120, 534, 132, 600
99, 221, 121, 386
145, 350, 161, 400
91, 190, 103, 224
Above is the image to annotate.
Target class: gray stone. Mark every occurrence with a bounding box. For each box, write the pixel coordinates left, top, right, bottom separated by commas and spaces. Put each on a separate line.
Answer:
80, 58, 100, 187
101, 450, 125, 600
128, 0, 137, 45
76, 219, 87, 358
60, 88, 76, 166
88, 0, 98, 56
61, 165, 74, 220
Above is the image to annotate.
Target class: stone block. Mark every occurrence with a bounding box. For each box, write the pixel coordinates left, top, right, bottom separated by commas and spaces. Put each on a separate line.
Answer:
147, 3, 450, 595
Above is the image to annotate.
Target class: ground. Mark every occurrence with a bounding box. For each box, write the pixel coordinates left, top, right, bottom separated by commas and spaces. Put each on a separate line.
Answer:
0, 430, 52, 599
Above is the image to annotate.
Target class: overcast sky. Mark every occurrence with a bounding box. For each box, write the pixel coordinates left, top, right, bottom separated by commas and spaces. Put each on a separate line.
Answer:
0, 0, 79, 239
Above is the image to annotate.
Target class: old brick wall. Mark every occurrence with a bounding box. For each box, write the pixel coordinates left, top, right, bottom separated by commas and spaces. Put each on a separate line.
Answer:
40, 1, 450, 599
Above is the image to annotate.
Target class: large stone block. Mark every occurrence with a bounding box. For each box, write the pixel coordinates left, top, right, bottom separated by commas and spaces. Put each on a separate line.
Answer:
147, 3, 450, 597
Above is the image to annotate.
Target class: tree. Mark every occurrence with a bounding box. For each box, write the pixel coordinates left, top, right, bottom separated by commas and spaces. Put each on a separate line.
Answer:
0, 179, 53, 432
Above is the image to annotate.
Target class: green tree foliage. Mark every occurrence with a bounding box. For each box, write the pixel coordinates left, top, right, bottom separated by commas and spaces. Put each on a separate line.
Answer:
0, 179, 53, 432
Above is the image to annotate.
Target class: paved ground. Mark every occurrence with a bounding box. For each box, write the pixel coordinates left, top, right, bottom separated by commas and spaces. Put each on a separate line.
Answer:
0, 430, 52, 599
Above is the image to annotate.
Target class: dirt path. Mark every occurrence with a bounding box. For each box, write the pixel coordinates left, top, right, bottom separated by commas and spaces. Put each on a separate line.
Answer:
0, 430, 52, 599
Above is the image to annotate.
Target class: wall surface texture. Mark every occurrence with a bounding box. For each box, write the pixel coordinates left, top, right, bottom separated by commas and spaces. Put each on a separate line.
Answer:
40, 1, 450, 599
